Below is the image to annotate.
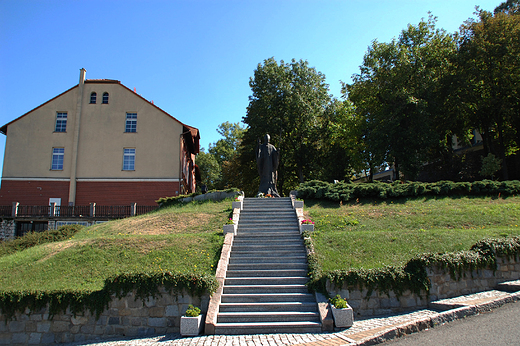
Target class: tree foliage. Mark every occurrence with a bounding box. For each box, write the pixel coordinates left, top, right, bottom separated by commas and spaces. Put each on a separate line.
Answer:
239, 58, 332, 195
345, 15, 458, 180
456, 6, 520, 179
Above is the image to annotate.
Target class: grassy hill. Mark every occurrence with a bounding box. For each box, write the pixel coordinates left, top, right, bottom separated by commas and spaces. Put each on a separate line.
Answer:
0, 195, 519, 293
0, 199, 232, 292
306, 195, 520, 271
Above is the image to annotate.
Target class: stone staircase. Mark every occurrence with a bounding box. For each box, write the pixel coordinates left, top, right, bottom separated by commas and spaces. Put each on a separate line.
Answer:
214, 197, 321, 334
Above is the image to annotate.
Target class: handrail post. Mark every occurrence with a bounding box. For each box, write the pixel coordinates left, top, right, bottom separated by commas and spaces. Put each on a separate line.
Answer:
11, 202, 19, 217
131, 203, 136, 217
50, 202, 56, 217
90, 203, 96, 217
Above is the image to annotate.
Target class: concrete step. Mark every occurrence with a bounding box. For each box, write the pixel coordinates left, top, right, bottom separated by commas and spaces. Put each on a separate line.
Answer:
225, 277, 309, 285
227, 263, 308, 271
218, 301, 318, 313
223, 284, 309, 294
232, 237, 303, 244
230, 250, 307, 258
213, 321, 322, 335
237, 224, 299, 231
221, 292, 315, 303
228, 256, 307, 264
226, 269, 308, 277
217, 311, 320, 323
231, 243, 305, 250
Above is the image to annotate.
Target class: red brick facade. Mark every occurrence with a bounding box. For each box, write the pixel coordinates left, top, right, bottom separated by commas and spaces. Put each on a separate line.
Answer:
75, 181, 180, 205
0, 180, 179, 206
0, 180, 70, 205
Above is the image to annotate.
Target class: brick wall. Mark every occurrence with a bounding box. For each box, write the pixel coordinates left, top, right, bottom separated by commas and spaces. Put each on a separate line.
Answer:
0, 180, 180, 206
0, 288, 209, 345
75, 181, 180, 205
326, 256, 520, 317
0, 180, 70, 206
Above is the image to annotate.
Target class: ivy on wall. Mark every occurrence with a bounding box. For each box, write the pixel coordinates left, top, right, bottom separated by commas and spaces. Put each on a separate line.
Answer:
0, 272, 218, 321
306, 236, 520, 300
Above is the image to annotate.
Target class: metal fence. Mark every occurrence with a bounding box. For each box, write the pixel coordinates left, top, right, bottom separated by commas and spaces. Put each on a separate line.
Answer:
0, 204, 159, 219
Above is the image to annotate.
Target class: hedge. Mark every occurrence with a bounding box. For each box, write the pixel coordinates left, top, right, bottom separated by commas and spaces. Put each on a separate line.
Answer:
297, 180, 520, 202
0, 225, 84, 257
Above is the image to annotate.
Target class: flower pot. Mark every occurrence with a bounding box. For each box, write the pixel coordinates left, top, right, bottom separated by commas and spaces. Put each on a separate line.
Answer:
180, 314, 204, 336
330, 304, 354, 328
223, 224, 236, 235
301, 223, 314, 233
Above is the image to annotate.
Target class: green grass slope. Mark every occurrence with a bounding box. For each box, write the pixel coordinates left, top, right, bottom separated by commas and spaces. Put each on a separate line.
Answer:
306, 195, 520, 271
0, 199, 231, 292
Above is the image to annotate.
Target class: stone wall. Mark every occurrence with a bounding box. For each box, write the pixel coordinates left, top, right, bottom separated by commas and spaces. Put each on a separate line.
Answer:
0, 288, 209, 345
326, 256, 520, 317
0, 219, 15, 241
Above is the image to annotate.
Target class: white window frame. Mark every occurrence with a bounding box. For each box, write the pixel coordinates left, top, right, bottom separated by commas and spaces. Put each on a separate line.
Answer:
51, 148, 64, 170
123, 148, 135, 171
55, 112, 67, 132
125, 113, 137, 133
90, 92, 97, 104
102, 92, 109, 104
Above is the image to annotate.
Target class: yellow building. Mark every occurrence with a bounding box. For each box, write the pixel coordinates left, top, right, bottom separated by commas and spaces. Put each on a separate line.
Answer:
0, 69, 199, 207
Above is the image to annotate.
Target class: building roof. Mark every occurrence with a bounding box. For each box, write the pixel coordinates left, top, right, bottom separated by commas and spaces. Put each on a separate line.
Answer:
0, 79, 199, 143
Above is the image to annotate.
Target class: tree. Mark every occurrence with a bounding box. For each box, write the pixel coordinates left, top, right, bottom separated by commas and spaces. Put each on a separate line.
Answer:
208, 122, 245, 166
456, 5, 520, 179
240, 58, 331, 195
206, 121, 245, 189
345, 15, 458, 180
195, 149, 221, 190
318, 99, 365, 182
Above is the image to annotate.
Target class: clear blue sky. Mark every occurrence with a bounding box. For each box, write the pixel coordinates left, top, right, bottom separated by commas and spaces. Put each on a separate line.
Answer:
0, 0, 503, 177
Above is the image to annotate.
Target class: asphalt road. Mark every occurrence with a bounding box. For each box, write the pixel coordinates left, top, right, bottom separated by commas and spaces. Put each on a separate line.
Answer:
386, 301, 520, 346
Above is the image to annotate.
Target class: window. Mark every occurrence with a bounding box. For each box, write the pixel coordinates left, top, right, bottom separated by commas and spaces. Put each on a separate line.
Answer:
125, 113, 137, 132
54, 112, 67, 132
123, 148, 135, 170
51, 148, 64, 170
90, 92, 97, 104
102, 92, 109, 104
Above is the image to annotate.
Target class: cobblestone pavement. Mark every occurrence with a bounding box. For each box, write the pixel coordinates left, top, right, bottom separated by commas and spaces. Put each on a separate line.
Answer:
63, 290, 519, 346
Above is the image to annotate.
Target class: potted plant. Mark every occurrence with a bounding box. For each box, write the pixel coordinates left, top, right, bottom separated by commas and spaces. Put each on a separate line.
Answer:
180, 304, 204, 336
223, 218, 236, 235
300, 219, 314, 232
329, 295, 353, 328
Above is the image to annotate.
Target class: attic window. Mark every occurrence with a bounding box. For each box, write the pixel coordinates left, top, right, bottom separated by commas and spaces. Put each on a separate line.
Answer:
90, 92, 97, 104
102, 92, 109, 104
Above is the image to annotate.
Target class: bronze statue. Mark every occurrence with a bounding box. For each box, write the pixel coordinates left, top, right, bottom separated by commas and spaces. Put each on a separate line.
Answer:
256, 134, 280, 197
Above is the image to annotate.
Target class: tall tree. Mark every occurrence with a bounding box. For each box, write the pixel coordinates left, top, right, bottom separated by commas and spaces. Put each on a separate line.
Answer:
345, 15, 458, 180
195, 149, 221, 190
240, 58, 331, 195
207, 121, 245, 189
456, 5, 520, 179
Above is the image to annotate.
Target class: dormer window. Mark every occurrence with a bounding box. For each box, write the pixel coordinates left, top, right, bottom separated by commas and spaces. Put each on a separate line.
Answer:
90, 92, 97, 104
102, 92, 109, 104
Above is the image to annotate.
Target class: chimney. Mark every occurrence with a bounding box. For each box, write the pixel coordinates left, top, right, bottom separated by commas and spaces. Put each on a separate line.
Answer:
79, 68, 87, 85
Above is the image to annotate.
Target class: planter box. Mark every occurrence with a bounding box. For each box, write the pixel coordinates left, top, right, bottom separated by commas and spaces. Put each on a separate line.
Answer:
331, 304, 354, 328
293, 200, 304, 209
223, 224, 236, 235
301, 223, 314, 233
180, 315, 204, 336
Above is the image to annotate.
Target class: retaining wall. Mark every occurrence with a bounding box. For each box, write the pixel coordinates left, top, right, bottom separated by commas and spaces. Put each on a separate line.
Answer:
0, 288, 209, 345
326, 256, 520, 317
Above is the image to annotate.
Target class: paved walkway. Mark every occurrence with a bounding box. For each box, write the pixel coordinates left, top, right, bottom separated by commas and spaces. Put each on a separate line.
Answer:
64, 287, 520, 346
